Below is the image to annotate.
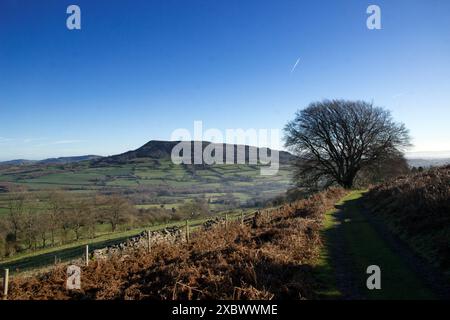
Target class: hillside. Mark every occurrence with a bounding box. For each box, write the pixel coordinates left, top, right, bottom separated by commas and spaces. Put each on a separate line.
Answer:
406, 158, 450, 168
39, 155, 103, 165
0, 155, 102, 167
3, 166, 450, 299
0, 141, 295, 214
365, 165, 450, 275
0, 159, 37, 166
6, 188, 346, 300
93, 140, 296, 165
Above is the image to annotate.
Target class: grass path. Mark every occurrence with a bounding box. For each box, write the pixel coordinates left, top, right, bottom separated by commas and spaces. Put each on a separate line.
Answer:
316, 190, 436, 299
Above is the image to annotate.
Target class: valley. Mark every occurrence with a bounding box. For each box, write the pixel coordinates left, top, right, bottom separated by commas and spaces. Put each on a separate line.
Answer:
0, 141, 295, 265
0, 141, 295, 216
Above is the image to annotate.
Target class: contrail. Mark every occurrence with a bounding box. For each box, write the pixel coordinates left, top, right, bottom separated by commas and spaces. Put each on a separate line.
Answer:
290, 57, 300, 73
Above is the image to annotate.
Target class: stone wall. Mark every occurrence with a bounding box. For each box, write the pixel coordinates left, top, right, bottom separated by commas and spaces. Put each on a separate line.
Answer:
92, 226, 184, 260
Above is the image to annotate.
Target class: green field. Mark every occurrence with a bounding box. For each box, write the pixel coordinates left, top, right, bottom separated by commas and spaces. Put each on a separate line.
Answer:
0, 158, 293, 215
0, 157, 292, 264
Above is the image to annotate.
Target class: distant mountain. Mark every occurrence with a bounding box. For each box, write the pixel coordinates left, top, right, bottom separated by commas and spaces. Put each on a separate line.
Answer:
4, 145, 449, 169
0, 159, 37, 166
0, 155, 102, 166
93, 140, 296, 165
39, 155, 102, 164
407, 158, 450, 168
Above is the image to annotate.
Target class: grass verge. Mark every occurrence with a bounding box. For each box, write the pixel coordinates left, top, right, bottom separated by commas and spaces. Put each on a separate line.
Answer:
324, 190, 435, 299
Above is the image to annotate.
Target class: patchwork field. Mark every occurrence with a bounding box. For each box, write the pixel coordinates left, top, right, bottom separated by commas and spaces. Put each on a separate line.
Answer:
0, 158, 293, 215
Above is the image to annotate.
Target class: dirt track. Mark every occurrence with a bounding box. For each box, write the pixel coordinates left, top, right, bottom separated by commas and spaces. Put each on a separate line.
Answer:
325, 191, 448, 300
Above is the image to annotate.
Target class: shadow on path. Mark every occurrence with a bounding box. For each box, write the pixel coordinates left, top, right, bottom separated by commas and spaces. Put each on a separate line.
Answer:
317, 191, 445, 300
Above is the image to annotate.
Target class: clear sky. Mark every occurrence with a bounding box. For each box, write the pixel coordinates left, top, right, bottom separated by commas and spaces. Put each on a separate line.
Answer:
1, 0, 449, 161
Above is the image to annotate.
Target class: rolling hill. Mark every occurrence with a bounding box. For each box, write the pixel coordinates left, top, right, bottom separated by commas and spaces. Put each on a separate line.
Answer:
93, 140, 296, 165
406, 158, 450, 168
0, 155, 102, 166
0, 140, 295, 213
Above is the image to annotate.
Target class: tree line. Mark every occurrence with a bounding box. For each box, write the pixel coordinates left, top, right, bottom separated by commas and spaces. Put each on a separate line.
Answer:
0, 191, 138, 257
0, 190, 212, 258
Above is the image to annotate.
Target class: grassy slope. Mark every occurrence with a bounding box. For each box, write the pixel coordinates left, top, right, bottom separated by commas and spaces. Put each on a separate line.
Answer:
316, 190, 435, 300
8, 188, 345, 300
0, 210, 253, 274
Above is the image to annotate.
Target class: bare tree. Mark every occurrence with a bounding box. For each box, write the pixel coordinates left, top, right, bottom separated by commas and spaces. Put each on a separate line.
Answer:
284, 100, 411, 189
85, 197, 99, 239
0, 218, 9, 257
36, 212, 51, 248
6, 192, 28, 244
68, 199, 86, 241
102, 195, 134, 232
47, 191, 66, 246
178, 196, 210, 218
59, 207, 72, 244
22, 208, 39, 250
67, 198, 95, 241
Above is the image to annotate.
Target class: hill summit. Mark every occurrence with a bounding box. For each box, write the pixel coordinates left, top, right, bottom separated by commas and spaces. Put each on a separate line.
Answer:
93, 140, 295, 165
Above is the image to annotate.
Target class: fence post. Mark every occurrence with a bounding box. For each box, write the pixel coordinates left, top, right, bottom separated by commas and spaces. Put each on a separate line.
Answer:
147, 230, 151, 253
85, 245, 89, 267
185, 220, 190, 243
2, 269, 9, 300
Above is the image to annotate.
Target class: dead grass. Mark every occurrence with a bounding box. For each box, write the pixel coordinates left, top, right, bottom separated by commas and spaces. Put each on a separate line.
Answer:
7, 187, 346, 300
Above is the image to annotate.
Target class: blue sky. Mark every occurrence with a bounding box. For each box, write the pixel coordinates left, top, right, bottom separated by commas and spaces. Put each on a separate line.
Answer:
1, 0, 449, 160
